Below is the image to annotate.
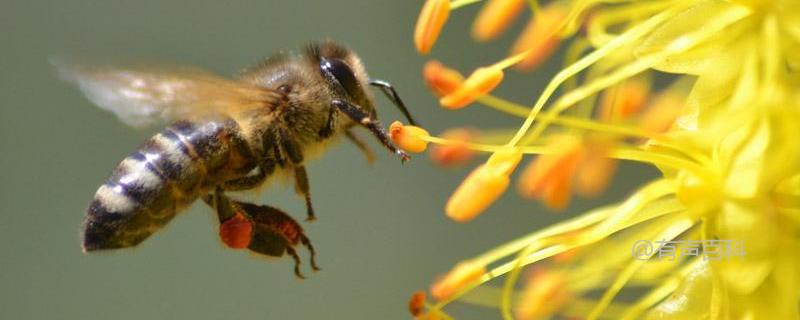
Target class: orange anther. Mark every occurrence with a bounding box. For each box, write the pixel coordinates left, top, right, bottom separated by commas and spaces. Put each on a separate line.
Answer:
430, 261, 486, 301
639, 91, 684, 133
430, 128, 477, 167
408, 291, 427, 316
390, 121, 430, 153
515, 268, 570, 320
510, 4, 567, 71
472, 0, 527, 41
440, 66, 505, 109
575, 139, 617, 197
446, 148, 521, 222
415, 0, 451, 54
600, 78, 651, 121
423, 60, 465, 97
518, 135, 583, 210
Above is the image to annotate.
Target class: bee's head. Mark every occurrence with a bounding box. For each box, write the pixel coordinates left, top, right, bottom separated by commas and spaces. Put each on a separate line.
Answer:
307, 41, 417, 125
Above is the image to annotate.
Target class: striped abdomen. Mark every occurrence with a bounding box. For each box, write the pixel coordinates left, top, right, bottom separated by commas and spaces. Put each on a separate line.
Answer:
83, 119, 255, 251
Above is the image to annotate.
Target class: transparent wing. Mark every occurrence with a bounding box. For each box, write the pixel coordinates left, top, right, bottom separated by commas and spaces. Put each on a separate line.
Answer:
54, 59, 279, 127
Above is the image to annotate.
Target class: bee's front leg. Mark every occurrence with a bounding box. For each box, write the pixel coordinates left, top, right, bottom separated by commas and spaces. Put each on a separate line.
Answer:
331, 99, 410, 163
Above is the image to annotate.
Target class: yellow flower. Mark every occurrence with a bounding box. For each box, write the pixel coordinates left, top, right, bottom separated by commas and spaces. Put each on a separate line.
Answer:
412, 0, 800, 318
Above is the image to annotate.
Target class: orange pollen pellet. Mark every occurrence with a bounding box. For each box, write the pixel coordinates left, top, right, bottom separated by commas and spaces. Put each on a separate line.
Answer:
430, 261, 486, 301
414, 0, 450, 54
423, 60, 465, 97
472, 0, 527, 41
390, 121, 430, 153
440, 66, 504, 109
219, 214, 252, 249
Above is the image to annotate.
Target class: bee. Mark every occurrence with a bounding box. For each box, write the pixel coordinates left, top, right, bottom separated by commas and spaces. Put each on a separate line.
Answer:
57, 41, 417, 278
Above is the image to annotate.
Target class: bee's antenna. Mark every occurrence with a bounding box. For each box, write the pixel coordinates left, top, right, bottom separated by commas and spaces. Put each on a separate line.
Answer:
369, 79, 418, 126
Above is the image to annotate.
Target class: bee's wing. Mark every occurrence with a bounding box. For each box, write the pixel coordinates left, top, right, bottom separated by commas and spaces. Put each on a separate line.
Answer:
54, 60, 279, 127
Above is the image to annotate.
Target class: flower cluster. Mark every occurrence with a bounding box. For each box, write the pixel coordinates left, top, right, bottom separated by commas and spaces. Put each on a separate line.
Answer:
399, 0, 800, 318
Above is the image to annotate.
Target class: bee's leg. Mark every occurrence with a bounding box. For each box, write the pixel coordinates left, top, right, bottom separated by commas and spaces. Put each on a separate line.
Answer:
285, 246, 304, 279
318, 105, 337, 138
201, 188, 258, 251
201, 187, 236, 223
293, 166, 315, 221
241, 201, 317, 279
274, 127, 316, 221
369, 79, 418, 126
345, 129, 375, 165
220, 164, 274, 191
300, 234, 320, 271
331, 99, 410, 162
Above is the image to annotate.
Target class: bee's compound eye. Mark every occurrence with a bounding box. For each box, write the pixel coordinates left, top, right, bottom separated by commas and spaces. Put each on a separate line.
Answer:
320, 58, 360, 98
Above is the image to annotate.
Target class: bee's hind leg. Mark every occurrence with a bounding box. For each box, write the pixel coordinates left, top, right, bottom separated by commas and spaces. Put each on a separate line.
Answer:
285, 246, 304, 279
204, 191, 318, 279
220, 164, 274, 191
202, 187, 236, 223
300, 234, 320, 271
242, 201, 318, 279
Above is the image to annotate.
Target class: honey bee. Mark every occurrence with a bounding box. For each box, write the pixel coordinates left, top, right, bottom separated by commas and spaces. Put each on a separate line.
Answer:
57, 41, 417, 278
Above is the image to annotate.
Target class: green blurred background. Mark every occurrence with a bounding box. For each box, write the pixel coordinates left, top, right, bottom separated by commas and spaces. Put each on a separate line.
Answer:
1, 1, 655, 319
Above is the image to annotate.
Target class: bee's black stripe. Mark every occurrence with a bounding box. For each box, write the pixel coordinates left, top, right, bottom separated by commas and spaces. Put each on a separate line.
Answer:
161, 128, 196, 160
130, 151, 166, 180
83, 119, 253, 251
106, 155, 168, 207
